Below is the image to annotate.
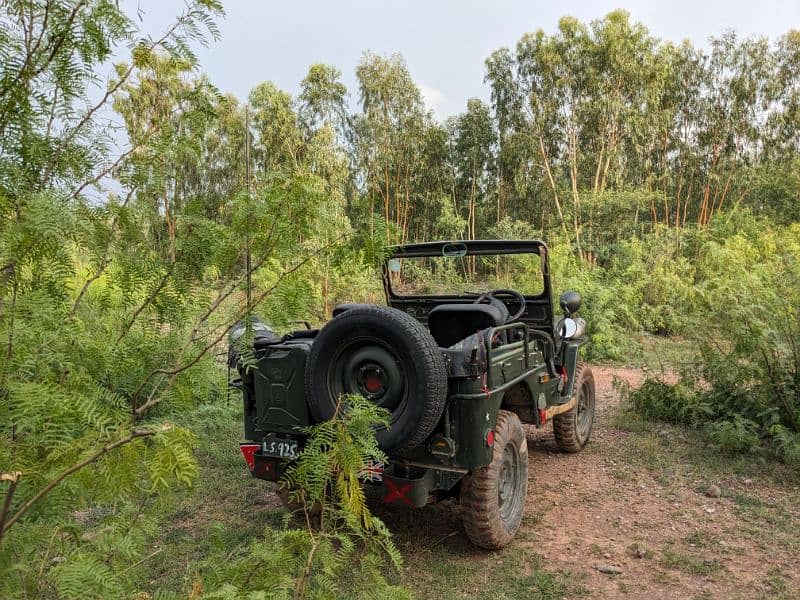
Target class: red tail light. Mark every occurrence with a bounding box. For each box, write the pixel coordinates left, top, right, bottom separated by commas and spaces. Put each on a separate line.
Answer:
240, 443, 259, 471
485, 430, 495, 446
538, 408, 548, 425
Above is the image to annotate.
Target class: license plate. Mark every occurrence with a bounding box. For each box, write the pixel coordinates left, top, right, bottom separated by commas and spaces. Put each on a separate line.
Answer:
261, 437, 299, 459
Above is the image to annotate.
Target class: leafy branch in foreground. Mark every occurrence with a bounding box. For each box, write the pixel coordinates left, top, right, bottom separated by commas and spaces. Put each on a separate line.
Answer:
202, 396, 409, 600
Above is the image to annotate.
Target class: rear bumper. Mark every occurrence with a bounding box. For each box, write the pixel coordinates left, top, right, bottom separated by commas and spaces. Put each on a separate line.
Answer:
240, 443, 467, 508
240, 443, 290, 482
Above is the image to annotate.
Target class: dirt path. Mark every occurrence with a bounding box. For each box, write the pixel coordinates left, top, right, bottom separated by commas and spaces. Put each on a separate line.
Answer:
517, 366, 799, 599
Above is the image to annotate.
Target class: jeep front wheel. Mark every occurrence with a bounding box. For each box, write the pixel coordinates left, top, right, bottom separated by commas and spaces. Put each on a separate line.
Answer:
460, 410, 528, 549
553, 362, 595, 453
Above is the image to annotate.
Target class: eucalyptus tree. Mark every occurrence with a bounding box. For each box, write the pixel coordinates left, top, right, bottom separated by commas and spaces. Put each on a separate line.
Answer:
485, 47, 532, 226
353, 52, 432, 244
397, 120, 454, 242
694, 33, 774, 225
113, 50, 219, 262
200, 92, 248, 222
249, 81, 304, 174
297, 65, 351, 209
299, 63, 349, 138
449, 98, 495, 240
585, 11, 660, 194
768, 31, 800, 160
754, 31, 800, 223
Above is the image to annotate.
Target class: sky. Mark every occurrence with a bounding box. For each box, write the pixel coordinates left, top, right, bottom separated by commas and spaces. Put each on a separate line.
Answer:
124, 0, 800, 119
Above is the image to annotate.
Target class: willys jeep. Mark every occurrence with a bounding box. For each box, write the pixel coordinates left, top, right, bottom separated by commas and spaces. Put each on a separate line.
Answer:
231, 240, 595, 549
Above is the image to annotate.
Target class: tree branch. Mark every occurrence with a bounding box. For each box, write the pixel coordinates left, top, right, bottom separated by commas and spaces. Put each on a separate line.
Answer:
132, 239, 343, 419
0, 472, 22, 540
115, 266, 173, 345
41, 6, 201, 185
0, 429, 155, 539
67, 187, 136, 319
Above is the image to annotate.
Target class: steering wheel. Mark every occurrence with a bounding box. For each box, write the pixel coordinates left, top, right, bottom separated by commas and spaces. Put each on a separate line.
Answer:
473, 288, 526, 323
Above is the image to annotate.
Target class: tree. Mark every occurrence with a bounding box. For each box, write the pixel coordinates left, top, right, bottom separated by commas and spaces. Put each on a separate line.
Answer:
299, 63, 348, 138
0, 0, 231, 570
353, 52, 432, 244
449, 98, 495, 241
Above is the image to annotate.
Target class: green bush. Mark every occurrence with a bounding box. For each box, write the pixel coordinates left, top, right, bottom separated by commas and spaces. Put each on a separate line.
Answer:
626, 378, 710, 426
708, 418, 761, 454
626, 218, 800, 466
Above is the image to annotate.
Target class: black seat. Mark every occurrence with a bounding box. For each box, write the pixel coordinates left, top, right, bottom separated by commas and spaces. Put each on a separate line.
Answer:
427, 303, 507, 348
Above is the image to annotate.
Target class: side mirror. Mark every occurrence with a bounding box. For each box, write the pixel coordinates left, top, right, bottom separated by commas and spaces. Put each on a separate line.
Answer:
557, 316, 586, 339
559, 291, 581, 315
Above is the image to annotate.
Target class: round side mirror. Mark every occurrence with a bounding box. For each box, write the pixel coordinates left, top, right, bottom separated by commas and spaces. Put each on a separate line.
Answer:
557, 317, 586, 340
559, 291, 581, 315
560, 317, 578, 338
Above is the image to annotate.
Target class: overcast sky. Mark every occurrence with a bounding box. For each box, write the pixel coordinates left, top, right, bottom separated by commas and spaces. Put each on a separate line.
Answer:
125, 0, 800, 119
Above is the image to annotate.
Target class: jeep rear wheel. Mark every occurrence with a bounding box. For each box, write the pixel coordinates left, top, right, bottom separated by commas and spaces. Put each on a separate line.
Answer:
306, 306, 447, 454
460, 410, 528, 549
553, 362, 595, 453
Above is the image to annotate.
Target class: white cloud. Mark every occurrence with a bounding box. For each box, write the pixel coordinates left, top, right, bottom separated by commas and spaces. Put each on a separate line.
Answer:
419, 82, 446, 117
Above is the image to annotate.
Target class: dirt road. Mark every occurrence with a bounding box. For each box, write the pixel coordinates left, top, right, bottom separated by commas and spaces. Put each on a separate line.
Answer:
387, 365, 799, 599
517, 366, 799, 599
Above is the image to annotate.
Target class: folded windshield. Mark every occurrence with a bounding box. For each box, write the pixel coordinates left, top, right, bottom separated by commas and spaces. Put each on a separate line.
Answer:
386, 252, 545, 297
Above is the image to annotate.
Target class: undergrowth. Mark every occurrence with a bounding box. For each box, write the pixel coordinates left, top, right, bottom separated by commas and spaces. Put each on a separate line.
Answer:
200, 395, 409, 599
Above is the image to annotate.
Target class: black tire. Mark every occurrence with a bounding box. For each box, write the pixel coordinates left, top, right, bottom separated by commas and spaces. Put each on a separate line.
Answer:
553, 362, 595, 453
306, 305, 447, 454
460, 410, 528, 549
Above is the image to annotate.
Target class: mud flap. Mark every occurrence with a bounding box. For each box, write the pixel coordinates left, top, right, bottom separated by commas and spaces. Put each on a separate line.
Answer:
381, 467, 436, 507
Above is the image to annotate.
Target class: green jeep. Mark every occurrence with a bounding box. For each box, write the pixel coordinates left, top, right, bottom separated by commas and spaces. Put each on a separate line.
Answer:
231, 240, 595, 549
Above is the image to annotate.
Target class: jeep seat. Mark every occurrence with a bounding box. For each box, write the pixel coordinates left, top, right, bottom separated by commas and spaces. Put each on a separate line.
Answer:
427, 303, 507, 348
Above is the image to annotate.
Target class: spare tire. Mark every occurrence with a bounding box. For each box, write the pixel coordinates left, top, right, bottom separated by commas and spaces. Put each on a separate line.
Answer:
306, 305, 447, 454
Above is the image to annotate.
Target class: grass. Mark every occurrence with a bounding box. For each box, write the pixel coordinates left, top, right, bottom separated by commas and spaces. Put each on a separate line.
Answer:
131, 401, 287, 595
608, 399, 800, 558
660, 547, 724, 577
367, 494, 583, 598
608, 407, 800, 487
684, 530, 717, 548
732, 494, 800, 553
400, 544, 584, 600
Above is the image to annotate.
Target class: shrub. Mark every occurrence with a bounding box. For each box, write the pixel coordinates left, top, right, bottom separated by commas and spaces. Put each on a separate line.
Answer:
626, 378, 712, 426
626, 219, 800, 467
201, 396, 409, 599
708, 417, 762, 454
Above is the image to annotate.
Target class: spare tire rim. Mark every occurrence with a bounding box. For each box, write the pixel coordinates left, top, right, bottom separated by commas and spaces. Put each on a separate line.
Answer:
327, 337, 407, 421
576, 379, 592, 440
498, 443, 523, 522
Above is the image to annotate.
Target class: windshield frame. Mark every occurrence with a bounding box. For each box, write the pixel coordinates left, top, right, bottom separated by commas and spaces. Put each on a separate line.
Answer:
383, 239, 551, 302
382, 239, 556, 334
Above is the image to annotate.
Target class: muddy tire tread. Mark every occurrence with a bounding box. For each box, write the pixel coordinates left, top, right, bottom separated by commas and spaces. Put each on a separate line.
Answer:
553, 362, 595, 453
460, 410, 528, 549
